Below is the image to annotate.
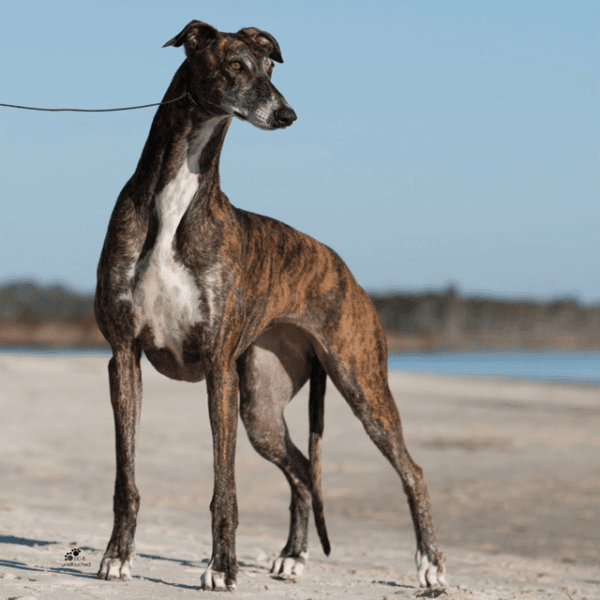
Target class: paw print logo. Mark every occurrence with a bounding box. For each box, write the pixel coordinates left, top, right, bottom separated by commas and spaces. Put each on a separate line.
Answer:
64, 547, 82, 561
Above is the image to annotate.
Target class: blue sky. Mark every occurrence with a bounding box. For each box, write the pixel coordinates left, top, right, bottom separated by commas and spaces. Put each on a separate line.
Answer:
1, 1, 598, 302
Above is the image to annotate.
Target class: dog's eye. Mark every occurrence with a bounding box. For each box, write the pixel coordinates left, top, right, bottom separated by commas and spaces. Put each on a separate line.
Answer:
230, 61, 243, 71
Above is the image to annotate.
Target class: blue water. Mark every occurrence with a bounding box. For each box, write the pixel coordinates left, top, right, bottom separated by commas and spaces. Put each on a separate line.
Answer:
0, 346, 112, 357
388, 350, 600, 385
1, 346, 598, 385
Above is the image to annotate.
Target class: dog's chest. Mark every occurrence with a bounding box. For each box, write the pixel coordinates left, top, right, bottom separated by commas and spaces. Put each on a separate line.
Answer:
131, 156, 220, 362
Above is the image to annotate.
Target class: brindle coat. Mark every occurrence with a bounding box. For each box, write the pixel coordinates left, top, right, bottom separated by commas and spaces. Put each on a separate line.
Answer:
95, 20, 446, 591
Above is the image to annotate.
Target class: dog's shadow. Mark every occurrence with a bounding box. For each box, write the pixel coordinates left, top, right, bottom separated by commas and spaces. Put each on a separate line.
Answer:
0, 534, 57, 548
0, 536, 95, 580
0, 535, 271, 590
0, 535, 207, 588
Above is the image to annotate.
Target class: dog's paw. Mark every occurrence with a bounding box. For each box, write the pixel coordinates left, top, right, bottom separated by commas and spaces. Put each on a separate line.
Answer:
200, 565, 236, 591
97, 555, 133, 581
415, 549, 447, 588
270, 552, 308, 578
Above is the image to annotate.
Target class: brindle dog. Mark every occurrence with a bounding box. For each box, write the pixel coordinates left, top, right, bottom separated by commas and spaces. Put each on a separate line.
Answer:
94, 20, 446, 591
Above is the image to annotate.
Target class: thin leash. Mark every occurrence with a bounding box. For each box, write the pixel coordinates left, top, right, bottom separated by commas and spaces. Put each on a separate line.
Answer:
0, 92, 197, 112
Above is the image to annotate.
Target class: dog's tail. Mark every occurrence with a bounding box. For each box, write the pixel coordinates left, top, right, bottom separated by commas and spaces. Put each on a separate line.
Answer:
309, 357, 331, 556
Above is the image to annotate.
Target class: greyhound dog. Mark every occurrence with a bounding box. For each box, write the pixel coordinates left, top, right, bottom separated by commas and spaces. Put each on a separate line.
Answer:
94, 20, 446, 591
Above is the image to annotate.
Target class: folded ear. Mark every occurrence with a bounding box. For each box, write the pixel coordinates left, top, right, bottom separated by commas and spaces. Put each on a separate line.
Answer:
162, 20, 218, 52
237, 27, 284, 63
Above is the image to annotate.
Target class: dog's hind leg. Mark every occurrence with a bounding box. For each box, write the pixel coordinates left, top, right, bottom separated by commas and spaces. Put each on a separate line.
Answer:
328, 374, 446, 587
98, 345, 143, 581
322, 346, 447, 587
362, 385, 446, 587
237, 325, 322, 577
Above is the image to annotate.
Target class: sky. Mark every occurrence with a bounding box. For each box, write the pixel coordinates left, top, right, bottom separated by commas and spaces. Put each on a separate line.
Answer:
0, 1, 598, 303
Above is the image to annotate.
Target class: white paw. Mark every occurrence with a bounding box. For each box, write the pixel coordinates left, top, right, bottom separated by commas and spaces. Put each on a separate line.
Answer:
271, 552, 308, 578
200, 565, 235, 591
415, 550, 447, 588
97, 555, 133, 581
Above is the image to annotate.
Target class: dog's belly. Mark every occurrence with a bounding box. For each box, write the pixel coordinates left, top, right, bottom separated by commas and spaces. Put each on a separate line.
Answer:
143, 344, 206, 382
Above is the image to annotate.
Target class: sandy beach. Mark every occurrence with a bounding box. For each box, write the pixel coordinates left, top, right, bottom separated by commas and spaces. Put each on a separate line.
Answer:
0, 353, 598, 599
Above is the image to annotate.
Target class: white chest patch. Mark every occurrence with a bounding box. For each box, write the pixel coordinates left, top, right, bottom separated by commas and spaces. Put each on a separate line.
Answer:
131, 119, 223, 362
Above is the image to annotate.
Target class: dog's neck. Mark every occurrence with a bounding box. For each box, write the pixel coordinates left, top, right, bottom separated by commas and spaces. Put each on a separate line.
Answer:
130, 61, 232, 212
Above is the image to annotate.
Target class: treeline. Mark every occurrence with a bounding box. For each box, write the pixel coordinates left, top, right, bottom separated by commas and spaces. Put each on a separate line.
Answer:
0, 281, 102, 347
0, 281, 94, 321
1, 281, 599, 349
371, 287, 600, 349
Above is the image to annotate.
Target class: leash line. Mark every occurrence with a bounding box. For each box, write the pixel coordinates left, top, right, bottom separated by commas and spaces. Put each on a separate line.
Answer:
0, 92, 193, 113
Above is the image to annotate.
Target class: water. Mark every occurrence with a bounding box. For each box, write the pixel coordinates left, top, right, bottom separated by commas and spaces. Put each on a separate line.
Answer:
388, 350, 600, 385
0, 346, 112, 357
1, 346, 598, 385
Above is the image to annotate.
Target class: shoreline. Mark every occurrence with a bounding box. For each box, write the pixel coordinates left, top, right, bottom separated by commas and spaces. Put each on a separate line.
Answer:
1, 326, 599, 353
1, 343, 597, 388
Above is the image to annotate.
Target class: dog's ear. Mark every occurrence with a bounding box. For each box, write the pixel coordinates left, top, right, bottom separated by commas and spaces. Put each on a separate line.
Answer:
163, 20, 218, 52
238, 27, 284, 63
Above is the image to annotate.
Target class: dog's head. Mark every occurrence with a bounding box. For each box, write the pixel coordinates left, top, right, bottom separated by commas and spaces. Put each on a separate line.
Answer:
164, 21, 297, 130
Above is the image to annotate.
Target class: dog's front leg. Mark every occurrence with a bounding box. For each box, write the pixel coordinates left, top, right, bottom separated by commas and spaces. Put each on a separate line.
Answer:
201, 366, 240, 591
98, 347, 142, 581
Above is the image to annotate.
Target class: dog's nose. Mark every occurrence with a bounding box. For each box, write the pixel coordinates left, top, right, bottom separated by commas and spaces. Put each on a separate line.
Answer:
274, 107, 297, 127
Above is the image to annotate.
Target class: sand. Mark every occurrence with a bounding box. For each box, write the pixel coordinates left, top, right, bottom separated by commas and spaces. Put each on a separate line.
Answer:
0, 353, 598, 600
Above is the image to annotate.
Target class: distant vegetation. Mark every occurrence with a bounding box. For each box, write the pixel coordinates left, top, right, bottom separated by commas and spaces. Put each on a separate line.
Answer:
1, 281, 599, 350
0, 281, 101, 347
0, 281, 94, 321
371, 287, 600, 350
